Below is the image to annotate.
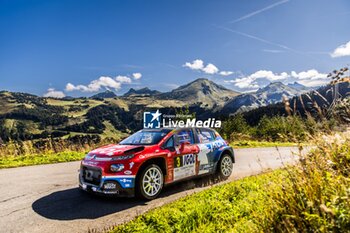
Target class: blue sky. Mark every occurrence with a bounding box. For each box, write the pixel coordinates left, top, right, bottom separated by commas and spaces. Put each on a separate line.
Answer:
1, 0, 350, 97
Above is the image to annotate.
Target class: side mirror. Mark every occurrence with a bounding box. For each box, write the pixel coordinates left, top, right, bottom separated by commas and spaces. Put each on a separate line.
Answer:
179, 141, 190, 152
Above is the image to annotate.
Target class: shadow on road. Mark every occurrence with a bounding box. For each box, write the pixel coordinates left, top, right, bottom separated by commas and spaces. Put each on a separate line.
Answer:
32, 188, 145, 220
32, 175, 223, 221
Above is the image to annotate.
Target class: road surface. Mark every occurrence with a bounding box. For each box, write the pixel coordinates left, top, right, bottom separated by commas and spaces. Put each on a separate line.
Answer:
0, 147, 306, 233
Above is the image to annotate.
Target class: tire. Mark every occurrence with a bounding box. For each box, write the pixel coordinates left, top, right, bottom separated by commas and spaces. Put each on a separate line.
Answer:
217, 154, 233, 179
136, 164, 164, 200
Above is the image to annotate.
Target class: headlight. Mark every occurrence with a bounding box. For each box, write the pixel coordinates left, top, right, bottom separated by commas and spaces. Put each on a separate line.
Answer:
84, 154, 94, 160
110, 164, 125, 172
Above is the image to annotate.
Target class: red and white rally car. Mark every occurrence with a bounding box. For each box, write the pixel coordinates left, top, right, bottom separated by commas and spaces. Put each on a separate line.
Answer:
79, 127, 234, 200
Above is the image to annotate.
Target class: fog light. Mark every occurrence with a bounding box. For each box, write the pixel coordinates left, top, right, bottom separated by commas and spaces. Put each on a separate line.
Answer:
110, 164, 124, 172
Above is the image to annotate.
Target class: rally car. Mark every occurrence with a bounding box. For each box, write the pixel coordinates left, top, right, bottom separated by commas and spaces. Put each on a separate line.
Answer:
79, 127, 234, 200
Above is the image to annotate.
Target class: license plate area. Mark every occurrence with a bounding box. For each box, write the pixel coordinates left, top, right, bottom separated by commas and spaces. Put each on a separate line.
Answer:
85, 170, 94, 181
82, 166, 102, 186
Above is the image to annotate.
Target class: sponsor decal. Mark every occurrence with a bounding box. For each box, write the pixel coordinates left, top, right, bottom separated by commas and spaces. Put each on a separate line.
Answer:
102, 176, 135, 188
124, 170, 132, 175
205, 140, 226, 152
197, 143, 210, 174
173, 154, 196, 180
174, 154, 195, 168
83, 161, 98, 166
83, 176, 136, 190
104, 183, 117, 189
129, 162, 134, 169
120, 178, 132, 183
203, 164, 214, 170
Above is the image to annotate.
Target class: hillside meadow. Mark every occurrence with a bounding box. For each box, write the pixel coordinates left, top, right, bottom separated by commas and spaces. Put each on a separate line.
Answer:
0, 113, 345, 168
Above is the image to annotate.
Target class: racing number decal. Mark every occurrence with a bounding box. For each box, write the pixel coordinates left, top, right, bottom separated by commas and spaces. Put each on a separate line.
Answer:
174, 156, 182, 168
173, 154, 196, 180
174, 154, 195, 168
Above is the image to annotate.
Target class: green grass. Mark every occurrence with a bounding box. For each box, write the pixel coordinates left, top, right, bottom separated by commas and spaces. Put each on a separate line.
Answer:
112, 137, 350, 233
0, 151, 86, 168
231, 140, 300, 148
111, 170, 284, 233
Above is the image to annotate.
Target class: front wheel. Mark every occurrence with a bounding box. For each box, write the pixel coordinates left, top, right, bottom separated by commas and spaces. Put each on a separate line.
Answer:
217, 154, 233, 179
137, 164, 164, 200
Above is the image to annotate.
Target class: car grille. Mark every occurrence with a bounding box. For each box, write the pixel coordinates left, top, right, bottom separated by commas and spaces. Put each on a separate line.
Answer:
82, 166, 102, 186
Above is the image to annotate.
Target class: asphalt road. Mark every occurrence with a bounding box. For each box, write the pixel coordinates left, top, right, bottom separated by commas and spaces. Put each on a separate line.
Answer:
0, 147, 307, 233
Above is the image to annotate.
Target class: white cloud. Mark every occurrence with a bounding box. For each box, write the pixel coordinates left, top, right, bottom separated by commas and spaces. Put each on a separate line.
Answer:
66, 76, 121, 92
226, 69, 329, 91
116, 75, 132, 83
202, 63, 219, 74
219, 71, 234, 76
297, 79, 330, 87
43, 88, 65, 98
226, 77, 259, 89
132, 73, 142, 80
331, 41, 350, 58
183, 59, 204, 70
183, 59, 232, 76
65, 72, 142, 93
291, 69, 327, 80
249, 70, 289, 81
65, 83, 76, 92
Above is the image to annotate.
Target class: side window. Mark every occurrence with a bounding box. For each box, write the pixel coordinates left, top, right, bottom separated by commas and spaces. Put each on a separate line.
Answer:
164, 136, 174, 148
176, 129, 194, 145
210, 130, 218, 140
197, 129, 215, 143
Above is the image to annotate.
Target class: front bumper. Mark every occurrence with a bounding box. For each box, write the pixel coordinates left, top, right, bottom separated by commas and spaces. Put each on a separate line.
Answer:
79, 165, 136, 197
79, 181, 135, 197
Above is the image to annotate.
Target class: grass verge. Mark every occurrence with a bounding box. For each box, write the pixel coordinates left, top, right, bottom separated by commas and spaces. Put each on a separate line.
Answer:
0, 151, 85, 168
111, 170, 285, 233
112, 136, 350, 233
0, 140, 301, 169
230, 140, 300, 148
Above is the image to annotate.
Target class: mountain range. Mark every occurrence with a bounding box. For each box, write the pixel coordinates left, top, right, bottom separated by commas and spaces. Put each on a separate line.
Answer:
94, 79, 308, 111
222, 81, 309, 114
0, 78, 343, 142
123, 87, 161, 97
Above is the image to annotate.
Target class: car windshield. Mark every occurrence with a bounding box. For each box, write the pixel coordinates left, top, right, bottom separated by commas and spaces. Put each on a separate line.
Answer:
120, 129, 171, 145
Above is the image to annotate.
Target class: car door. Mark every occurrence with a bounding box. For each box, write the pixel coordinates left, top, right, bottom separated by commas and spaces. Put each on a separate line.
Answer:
171, 129, 198, 181
195, 128, 217, 175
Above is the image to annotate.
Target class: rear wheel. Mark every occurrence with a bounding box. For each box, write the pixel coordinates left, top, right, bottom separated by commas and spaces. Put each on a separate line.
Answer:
217, 154, 233, 179
137, 164, 164, 200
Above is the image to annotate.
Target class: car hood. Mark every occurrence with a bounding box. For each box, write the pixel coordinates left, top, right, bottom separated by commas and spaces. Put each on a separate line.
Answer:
88, 144, 145, 158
